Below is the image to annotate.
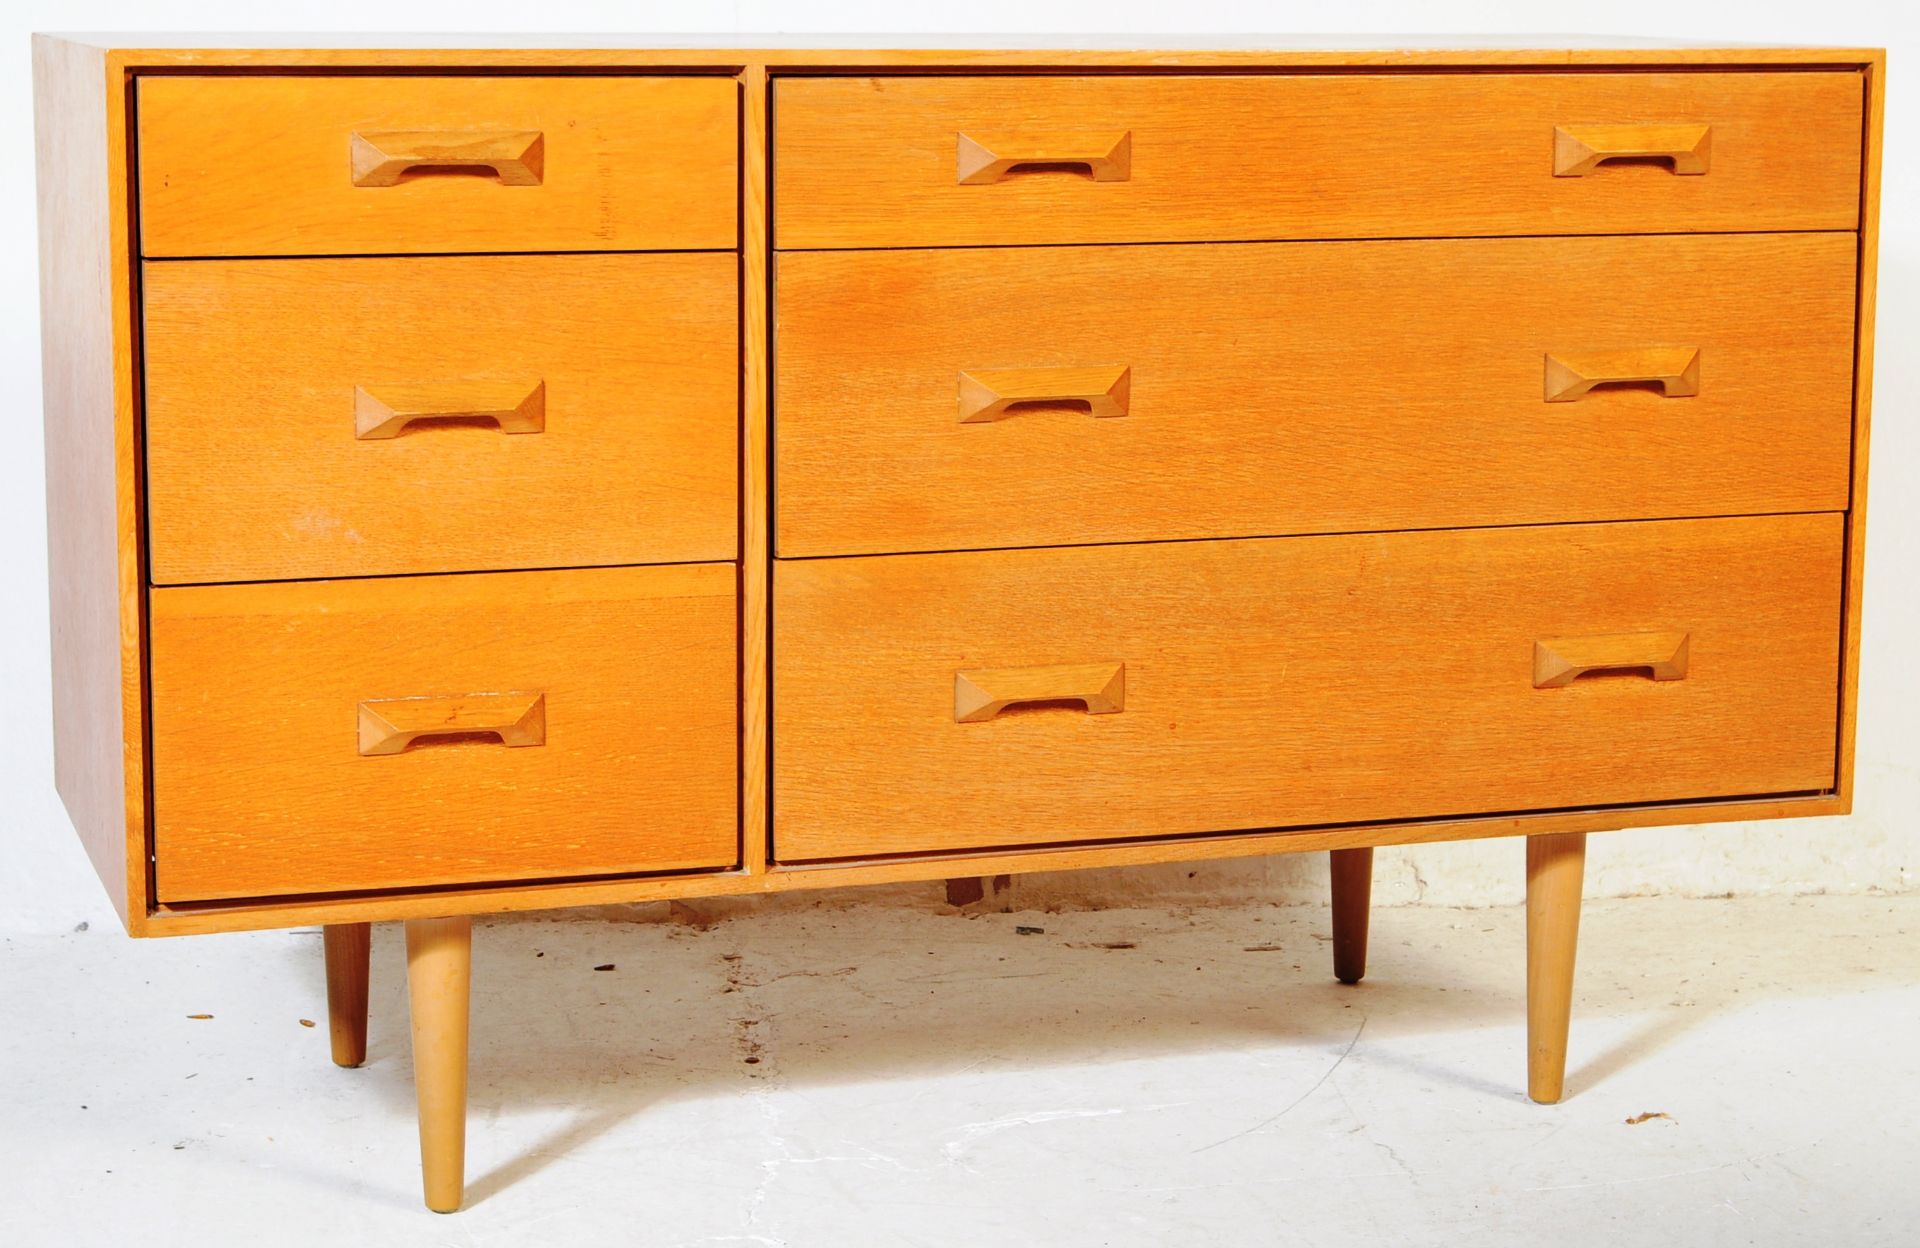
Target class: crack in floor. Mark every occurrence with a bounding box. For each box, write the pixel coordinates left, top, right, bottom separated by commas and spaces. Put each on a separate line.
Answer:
1190, 1016, 1369, 1154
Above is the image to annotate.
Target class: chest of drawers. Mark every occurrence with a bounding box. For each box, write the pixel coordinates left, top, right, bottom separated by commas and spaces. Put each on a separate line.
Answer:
33, 34, 1883, 1213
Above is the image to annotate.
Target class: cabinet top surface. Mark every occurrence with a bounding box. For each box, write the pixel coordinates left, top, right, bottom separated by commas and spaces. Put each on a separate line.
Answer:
35, 32, 1882, 69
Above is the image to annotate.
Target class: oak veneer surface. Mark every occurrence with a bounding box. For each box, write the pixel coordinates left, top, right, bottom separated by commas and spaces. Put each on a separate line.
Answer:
1526, 831, 1587, 1103
149, 564, 739, 901
25, 34, 1878, 939
774, 72, 1862, 249
143, 253, 738, 583
774, 514, 1842, 861
33, 37, 143, 928
137, 75, 738, 257
144, 794, 1848, 935
775, 232, 1856, 556
1838, 56, 1886, 810
37, 35, 1890, 72
30, 34, 1883, 1218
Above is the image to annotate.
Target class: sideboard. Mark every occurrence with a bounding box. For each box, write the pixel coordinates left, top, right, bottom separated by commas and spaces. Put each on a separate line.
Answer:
33, 34, 1883, 1213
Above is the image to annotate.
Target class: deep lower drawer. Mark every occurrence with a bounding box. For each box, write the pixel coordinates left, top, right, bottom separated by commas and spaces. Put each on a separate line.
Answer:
143, 253, 738, 584
774, 72, 1862, 248
772, 515, 1842, 861
137, 75, 738, 257
150, 564, 739, 902
775, 233, 1857, 556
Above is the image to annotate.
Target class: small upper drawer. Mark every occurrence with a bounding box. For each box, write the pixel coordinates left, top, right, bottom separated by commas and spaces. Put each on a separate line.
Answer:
775, 232, 1857, 556
143, 253, 737, 584
774, 72, 1862, 248
150, 563, 739, 902
137, 76, 737, 256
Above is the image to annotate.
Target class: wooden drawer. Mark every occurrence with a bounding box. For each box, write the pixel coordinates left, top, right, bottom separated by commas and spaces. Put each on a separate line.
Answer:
137, 76, 737, 257
773, 515, 1841, 861
150, 564, 738, 902
144, 253, 736, 584
775, 233, 1856, 556
774, 72, 1862, 248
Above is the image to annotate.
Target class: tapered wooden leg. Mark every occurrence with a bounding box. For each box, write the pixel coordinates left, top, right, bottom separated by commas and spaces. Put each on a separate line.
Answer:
322, 923, 371, 1068
405, 916, 472, 1214
1329, 847, 1374, 985
944, 875, 1011, 909
944, 876, 986, 907
1526, 832, 1586, 1104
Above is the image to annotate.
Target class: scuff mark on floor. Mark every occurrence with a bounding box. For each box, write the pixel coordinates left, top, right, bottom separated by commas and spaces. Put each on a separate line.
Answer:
942, 1105, 1191, 1165
1191, 1017, 1369, 1154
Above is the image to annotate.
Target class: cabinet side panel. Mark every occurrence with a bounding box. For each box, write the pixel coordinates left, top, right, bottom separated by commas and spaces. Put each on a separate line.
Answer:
1838, 55, 1884, 807
33, 37, 143, 930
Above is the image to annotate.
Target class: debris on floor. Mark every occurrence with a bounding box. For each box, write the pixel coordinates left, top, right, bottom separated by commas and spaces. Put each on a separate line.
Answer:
5, 895, 1910, 1244
668, 901, 719, 930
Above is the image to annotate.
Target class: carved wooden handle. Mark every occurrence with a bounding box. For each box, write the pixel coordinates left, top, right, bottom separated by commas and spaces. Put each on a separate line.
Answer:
1543, 348, 1700, 402
957, 366, 1132, 423
1552, 123, 1712, 176
350, 129, 546, 187
1533, 633, 1690, 689
956, 131, 1133, 184
357, 692, 547, 756
955, 662, 1126, 723
354, 381, 547, 439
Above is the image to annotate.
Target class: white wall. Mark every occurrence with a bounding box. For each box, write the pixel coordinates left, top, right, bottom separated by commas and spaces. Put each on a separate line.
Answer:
1, 1, 1912, 936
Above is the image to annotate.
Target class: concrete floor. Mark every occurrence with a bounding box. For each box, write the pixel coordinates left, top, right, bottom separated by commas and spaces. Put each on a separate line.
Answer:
2, 894, 1915, 1246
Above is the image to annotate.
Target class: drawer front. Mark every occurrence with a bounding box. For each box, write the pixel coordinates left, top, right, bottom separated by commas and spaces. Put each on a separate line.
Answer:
776, 233, 1856, 556
144, 253, 737, 583
775, 72, 1861, 248
138, 76, 737, 257
773, 515, 1841, 861
151, 565, 738, 901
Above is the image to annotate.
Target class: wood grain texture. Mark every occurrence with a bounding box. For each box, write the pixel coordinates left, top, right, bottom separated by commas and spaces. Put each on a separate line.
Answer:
1329, 847, 1373, 985
1532, 631, 1690, 688
774, 72, 1862, 248
142, 253, 736, 583
348, 127, 545, 187
956, 365, 1132, 423
323, 923, 371, 1068
954, 661, 1126, 722
740, 69, 771, 874
1551, 122, 1711, 176
357, 692, 548, 756
33, 37, 146, 931
1838, 52, 1884, 808
774, 515, 1843, 860
405, 916, 470, 1213
775, 234, 1855, 556
955, 129, 1132, 182
1541, 346, 1701, 401
137, 76, 737, 257
145, 792, 1848, 937
24, 36, 1879, 942
352, 379, 547, 441
1525, 831, 1587, 1103
56, 36, 1886, 70
148, 564, 738, 901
